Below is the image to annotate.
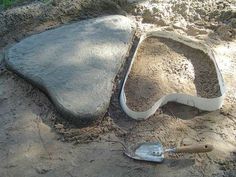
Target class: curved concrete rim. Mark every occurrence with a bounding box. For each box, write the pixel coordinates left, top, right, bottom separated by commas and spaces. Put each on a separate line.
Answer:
120, 31, 226, 120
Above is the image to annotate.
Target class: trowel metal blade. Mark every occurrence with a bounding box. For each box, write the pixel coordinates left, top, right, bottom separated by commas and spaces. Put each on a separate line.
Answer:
125, 142, 164, 163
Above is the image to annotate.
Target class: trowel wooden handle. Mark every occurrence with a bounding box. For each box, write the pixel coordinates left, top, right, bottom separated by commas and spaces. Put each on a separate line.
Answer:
175, 144, 213, 153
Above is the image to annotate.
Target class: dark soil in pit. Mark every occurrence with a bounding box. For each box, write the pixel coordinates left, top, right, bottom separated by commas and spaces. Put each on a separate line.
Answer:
125, 37, 221, 112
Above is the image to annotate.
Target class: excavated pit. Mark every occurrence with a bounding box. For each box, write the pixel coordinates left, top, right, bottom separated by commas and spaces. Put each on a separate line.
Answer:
125, 37, 221, 112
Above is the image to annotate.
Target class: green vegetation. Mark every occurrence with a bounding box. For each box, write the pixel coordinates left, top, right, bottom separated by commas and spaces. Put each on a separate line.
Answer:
0, 0, 40, 9
0, 0, 14, 8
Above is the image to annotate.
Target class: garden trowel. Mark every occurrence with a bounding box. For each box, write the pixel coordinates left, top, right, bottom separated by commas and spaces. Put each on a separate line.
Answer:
124, 142, 213, 163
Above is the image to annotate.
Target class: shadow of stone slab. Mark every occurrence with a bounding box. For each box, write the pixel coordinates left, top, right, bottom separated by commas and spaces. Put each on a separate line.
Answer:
5, 15, 135, 126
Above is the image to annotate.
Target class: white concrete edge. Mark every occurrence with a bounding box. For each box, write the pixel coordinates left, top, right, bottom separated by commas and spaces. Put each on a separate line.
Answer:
120, 30, 226, 120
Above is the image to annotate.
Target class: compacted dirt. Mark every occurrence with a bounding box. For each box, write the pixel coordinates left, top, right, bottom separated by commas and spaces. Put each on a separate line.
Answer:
0, 0, 236, 177
125, 37, 221, 111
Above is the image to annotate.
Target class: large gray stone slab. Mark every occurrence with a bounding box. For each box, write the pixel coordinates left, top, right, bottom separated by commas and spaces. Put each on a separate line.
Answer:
5, 15, 135, 125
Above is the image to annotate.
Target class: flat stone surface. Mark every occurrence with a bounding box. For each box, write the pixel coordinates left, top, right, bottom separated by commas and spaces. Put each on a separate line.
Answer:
0, 52, 3, 64
5, 15, 134, 125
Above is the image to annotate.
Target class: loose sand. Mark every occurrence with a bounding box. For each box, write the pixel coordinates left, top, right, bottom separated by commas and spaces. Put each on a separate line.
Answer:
125, 37, 221, 111
0, 0, 236, 176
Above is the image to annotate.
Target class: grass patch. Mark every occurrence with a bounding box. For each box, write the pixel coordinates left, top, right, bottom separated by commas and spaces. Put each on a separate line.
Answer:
1, 0, 16, 8
0, 0, 45, 9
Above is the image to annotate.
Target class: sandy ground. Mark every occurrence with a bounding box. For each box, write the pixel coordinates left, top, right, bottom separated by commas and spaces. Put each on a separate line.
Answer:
125, 37, 221, 111
0, 0, 236, 177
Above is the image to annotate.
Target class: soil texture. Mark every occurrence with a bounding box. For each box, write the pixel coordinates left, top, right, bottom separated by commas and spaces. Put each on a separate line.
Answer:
125, 37, 221, 111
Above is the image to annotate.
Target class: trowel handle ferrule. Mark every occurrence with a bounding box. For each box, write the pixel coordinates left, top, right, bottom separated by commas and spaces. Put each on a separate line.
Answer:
175, 144, 213, 153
